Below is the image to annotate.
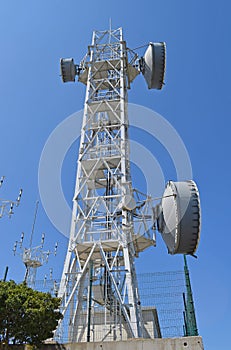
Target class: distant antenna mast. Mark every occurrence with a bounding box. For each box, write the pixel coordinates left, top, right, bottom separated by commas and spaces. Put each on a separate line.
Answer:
0, 176, 22, 218
13, 201, 57, 288
29, 200, 39, 248
109, 18, 112, 43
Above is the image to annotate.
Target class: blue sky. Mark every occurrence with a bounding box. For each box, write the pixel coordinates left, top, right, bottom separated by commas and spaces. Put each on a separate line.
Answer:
0, 1, 230, 348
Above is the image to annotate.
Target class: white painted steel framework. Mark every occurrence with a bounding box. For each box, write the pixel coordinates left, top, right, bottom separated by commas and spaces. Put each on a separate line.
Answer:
22, 244, 50, 288
57, 28, 155, 343
13, 202, 53, 289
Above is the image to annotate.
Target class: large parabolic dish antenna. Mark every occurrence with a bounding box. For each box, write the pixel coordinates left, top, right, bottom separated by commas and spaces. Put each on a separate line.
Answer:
141, 42, 166, 90
157, 180, 201, 255
60, 58, 76, 82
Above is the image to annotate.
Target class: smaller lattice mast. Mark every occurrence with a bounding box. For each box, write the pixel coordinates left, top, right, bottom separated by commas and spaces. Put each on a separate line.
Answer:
13, 201, 57, 288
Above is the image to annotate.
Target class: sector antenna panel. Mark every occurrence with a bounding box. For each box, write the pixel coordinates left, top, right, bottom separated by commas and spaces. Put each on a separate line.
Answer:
158, 180, 201, 255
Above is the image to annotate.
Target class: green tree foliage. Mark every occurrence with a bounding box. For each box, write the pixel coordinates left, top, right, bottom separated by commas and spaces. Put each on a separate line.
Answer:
0, 280, 62, 347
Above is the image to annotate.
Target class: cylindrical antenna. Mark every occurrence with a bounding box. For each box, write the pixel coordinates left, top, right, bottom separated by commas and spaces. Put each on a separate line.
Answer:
0, 176, 5, 188
9, 203, 14, 216
20, 232, 24, 248
29, 200, 39, 248
16, 189, 23, 206
46, 251, 50, 262
13, 242, 17, 255
41, 233, 45, 247
50, 268, 53, 280
54, 242, 58, 256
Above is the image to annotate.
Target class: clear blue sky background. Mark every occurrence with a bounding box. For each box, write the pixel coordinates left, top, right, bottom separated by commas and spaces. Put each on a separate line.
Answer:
0, 1, 230, 349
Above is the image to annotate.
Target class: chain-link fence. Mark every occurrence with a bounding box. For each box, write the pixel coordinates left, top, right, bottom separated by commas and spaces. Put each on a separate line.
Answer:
138, 271, 186, 338
33, 270, 186, 342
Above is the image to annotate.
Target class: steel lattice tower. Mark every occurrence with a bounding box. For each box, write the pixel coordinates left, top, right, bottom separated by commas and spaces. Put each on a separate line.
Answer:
57, 26, 202, 343
57, 28, 156, 342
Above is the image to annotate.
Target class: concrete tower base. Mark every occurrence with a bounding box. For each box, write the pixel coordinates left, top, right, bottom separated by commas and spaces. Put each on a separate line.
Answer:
41, 337, 204, 350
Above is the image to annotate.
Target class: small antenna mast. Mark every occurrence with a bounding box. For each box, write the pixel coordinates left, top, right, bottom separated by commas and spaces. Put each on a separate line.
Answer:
30, 200, 39, 248
13, 200, 58, 288
109, 18, 112, 43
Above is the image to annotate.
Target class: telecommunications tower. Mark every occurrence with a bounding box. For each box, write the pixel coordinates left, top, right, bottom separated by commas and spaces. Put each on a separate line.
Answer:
57, 27, 201, 343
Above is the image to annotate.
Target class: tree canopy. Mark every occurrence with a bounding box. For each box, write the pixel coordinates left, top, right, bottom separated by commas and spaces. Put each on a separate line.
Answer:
0, 280, 62, 347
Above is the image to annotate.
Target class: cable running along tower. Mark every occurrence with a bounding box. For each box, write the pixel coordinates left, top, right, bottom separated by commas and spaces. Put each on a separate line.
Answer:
58, 27, 201, 343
